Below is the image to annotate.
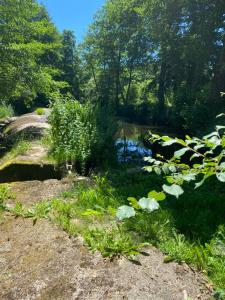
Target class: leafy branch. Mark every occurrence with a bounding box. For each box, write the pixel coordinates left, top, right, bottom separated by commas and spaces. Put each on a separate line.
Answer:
117, 115, 225, 220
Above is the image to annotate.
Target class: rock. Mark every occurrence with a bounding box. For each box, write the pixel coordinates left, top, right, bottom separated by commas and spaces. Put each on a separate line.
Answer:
4, 109, 50, 142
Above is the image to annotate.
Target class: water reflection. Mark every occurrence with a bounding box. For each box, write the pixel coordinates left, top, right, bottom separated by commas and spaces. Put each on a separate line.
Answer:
116, 120, 175, 163
116, 138, 152, 163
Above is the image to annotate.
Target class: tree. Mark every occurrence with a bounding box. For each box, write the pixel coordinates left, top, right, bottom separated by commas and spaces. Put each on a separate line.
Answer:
82, 0, 151, 112
82, 0, 225, 132
0, 0, 65, 110
60, 30, 81, 99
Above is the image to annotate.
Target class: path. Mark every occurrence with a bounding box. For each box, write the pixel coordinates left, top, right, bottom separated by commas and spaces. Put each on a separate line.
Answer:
0, 180, 210, 300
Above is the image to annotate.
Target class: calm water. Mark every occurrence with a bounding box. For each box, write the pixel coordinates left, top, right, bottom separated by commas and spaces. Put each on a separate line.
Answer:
116, 120, 174, 163
116, 121, 153, 163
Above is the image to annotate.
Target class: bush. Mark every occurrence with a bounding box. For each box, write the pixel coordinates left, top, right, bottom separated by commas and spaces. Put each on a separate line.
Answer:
0, 103, 14, 119
49, 95, 117, 173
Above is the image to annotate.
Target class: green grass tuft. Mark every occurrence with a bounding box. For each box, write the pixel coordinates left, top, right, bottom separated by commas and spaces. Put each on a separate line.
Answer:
35, 108, 45, 115
0, 139, 31, 165
0, 103, 14, 119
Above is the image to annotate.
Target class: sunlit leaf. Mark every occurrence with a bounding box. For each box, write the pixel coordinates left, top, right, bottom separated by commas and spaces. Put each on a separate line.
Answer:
162, 139, 177, 146
174, 147, 189, 158
128, 197, 141, 209
138, 197, 160, 212
180, 173, 196, 182
154, 167, 161, 175
216, 172, 225, 182
148, 191, 166, 201
190, 153, 201, 160
216, 126, 225, 131
116, 205, 136, 221
203, 132, 218, 140
216, 113, 225, 118
162, 184, 184, 199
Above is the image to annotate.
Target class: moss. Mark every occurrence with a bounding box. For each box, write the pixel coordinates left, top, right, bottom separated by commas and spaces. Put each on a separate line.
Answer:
35, 108, 45, 115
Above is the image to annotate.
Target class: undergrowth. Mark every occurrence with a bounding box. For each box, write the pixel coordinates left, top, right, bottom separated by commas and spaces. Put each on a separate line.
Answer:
0, 103, 14, 119
0, 139, 31, 164
4, 170, 225, 293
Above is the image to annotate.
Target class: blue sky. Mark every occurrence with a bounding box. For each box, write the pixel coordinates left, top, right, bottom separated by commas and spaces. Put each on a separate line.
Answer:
38, 0, 105, 43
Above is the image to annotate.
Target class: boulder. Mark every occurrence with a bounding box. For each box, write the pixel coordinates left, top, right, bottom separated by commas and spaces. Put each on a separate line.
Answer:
3, 109, 50, 142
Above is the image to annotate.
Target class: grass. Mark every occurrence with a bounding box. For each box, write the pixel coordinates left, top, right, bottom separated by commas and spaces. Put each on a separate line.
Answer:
83, 226, 148, 258
0, 139, 31, 164
66, 171, 225, 292
0, 103, 14, 120
3, 167, 225, 294
0, 184, 14, 222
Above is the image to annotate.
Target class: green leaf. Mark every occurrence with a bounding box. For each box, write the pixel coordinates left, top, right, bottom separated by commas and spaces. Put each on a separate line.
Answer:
166, 176, 175, 184
174, 147, 189, 158
162, 164, 170, 174
216, 113, 225, 118
81, 209, 102, 216
216, 125, 225, 131
169, 165, 177, 173
194, 174, 212, 189
128, 197, 141, 209
176, 139, 186, 146
180, 173, 196, 182
219, 162, 225, 170
143, 166, 153, 173
207, 136, 221, 148
138, 198, 160, 212
162, 184, 184, 199
162, 139, 177, 146
222, 137, 225, 148
116, 205, 136, 221
216, 172, 225, 182
203, 132, 218, 139
190, 153, 201, 160
154, 167, 161, 175
164, 256, 174, 263
148, 191, 166, 201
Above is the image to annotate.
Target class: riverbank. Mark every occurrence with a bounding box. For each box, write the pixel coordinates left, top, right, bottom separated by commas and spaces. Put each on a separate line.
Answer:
0, 112, 223, 298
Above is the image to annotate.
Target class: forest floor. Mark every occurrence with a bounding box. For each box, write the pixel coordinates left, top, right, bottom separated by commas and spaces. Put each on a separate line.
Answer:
0, 179, 210, 300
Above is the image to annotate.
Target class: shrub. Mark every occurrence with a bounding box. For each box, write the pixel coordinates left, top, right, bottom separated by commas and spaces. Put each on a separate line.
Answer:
49, 95, 117, 173
0, 103, 14, 119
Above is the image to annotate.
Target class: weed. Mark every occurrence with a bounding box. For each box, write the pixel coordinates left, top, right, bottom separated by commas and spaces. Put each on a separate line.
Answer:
83, 224, 147, 258
0, 103, 14, 119
25, 201, 52, 221
0, 139, 31, 164
10, 202, 26, 217
0, 184, 12, 207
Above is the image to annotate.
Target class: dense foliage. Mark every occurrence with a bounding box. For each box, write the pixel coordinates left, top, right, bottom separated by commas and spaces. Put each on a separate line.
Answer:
50, 95, 116, 173
1, 0, 224, 133
0, 0, 80, 112
82, 0, 225, 132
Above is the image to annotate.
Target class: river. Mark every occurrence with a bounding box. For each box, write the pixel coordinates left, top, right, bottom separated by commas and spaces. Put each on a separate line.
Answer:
116, 120, 168, 163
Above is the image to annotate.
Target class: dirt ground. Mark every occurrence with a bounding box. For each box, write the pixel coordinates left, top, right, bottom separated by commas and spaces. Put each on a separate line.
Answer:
0, 180, 211, 300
